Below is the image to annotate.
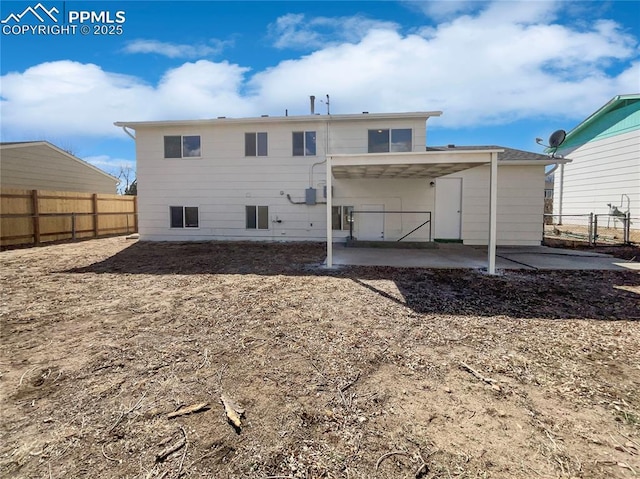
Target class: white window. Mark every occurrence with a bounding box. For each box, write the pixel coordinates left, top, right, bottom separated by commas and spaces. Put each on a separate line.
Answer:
292, 131, 317, 156
245, 132, 268, 156
164, 135, 201, 158
170, 206, 199, 228
368, 128, 412, 153
332, 206, 354, 230
246, 205, 269, 229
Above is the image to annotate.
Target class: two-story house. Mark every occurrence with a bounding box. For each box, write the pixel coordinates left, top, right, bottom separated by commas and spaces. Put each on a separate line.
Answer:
115, 109, 563, 270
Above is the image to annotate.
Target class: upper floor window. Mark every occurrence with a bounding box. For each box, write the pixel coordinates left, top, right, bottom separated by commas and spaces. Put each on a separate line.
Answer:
292, 131, 316, 156
368, 128, 412, 153
245, 132, 268, 156
164, 135, 201, 158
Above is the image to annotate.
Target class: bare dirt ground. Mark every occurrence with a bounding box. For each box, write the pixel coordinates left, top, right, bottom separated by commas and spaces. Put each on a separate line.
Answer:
1, 237, 639, 479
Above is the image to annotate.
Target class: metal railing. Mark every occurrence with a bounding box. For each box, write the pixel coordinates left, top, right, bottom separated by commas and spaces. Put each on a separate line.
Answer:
348, 210, 432, 242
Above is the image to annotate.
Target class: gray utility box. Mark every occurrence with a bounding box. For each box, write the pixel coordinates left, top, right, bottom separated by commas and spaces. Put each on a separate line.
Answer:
305, 188, 316, 205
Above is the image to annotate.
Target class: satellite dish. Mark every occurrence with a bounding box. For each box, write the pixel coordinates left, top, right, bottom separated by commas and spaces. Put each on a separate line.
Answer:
549, 129, 566, 148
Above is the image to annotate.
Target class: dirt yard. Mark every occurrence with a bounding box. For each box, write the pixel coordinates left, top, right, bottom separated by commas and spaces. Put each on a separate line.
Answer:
1, 237, 639, 479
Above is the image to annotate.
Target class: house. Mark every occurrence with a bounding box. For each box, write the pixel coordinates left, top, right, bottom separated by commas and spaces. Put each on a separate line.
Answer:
552, 94, 639, 228
115, 109, 564, 271
0, 141, 118, 194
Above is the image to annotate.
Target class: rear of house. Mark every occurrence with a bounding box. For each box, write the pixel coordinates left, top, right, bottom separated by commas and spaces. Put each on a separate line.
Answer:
116, 111, 556, 246
553, 94, 640, 230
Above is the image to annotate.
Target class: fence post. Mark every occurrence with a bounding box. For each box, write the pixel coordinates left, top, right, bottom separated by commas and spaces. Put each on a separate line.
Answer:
31, 189, 40, 244
72, 213, 76, 241
92, 193, 99, 238
588, 212, 593, 246
625, 212, 631, 245
593, 215, 598, 246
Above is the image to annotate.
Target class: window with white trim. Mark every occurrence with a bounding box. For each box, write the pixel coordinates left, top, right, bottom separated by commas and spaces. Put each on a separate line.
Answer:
164, 135, 201, 158
292, 131, 317, 156
368, 128, 412, 153
170, 206, 199, 228
246, 205, 269, 229
332, 206, 354, 230
245, 132, 268, 156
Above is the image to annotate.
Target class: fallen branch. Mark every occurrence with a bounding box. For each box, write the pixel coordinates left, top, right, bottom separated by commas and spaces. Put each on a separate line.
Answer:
375, 451, 411, 470
156, 434, 186, 463
177, 426, 188, 475
168, 402, 209, 419
460, 362, 501, 391
220, 394, 244, 429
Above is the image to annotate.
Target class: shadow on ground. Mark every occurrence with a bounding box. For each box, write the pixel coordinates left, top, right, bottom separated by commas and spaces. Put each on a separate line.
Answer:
64, 240, 640, 320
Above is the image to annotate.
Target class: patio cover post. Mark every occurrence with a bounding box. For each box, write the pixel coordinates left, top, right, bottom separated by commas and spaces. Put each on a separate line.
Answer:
326, 155, 333, 267
488, 151, 498, 274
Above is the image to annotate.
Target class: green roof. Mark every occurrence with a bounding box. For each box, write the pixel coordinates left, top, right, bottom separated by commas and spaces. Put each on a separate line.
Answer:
553, 94, 640, 153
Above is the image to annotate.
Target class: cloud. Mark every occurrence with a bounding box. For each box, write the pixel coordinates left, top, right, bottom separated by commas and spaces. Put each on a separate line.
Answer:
268, 13, 399, 49
251, 6, 638, 126
123, 39, 231, 58
0, 60, 254, 138
1, 2, 638, 141
406, 0, 483, 21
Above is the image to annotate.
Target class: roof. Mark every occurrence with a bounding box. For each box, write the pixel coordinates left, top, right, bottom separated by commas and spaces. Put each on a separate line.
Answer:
329, 146, 568, 180
0, 141, 119, 183
428, 145, 552, 162
114, 111, 443, 129
550, 94, 640, 153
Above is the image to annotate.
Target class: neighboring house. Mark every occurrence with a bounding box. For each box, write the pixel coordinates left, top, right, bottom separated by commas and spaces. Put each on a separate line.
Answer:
552, 94, 639, 227
115, 110, 563, 268
0, 141, 118, 194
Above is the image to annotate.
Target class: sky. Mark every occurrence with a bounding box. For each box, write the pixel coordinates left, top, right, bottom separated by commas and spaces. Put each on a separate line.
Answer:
1, 0, 639, 186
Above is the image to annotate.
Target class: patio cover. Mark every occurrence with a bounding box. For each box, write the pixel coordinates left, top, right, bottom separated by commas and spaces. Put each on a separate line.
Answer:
325, 149, 503, 272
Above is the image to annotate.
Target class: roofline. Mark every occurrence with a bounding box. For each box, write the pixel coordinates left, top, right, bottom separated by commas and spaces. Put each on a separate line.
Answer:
560, 93, 640, 143
114, 111, 443, 129
0, 141, 119, 183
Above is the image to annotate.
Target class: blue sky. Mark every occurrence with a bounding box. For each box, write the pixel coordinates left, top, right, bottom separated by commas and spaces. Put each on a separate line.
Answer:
1, 0, 639, 184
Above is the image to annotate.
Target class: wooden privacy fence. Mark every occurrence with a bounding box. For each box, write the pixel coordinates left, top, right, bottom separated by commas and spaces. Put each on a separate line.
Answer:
1, 188, 137, 247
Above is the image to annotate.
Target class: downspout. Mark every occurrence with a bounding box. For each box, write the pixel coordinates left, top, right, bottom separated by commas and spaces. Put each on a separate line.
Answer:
121, 126, 136, 140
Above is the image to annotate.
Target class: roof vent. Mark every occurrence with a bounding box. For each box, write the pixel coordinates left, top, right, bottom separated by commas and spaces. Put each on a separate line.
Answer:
447, 144, 456, 148
217, 116, 226, 119
362, 111, 369, 114
261, 114, 269, 117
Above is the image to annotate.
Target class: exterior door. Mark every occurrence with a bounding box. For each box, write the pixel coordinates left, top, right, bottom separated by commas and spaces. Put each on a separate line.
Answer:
359, 204, 384, 240
435, 178, 462, 240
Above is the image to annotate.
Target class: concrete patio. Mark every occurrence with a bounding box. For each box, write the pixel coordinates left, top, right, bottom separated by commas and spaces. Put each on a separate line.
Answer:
329, 243, 639, 271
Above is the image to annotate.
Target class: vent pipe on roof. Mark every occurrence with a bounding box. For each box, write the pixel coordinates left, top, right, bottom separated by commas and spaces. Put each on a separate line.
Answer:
310, 96, 315, 115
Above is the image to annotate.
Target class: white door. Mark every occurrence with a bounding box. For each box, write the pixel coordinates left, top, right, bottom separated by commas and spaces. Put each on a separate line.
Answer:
435, 178, 462, 240
359, 204, 384, 240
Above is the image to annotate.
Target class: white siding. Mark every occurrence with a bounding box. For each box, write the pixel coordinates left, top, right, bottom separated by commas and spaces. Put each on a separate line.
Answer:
0, 143, 118, 194
135, 118, 431, 241
554, 130, 640, 228
134, 117, 545, 245
450, 165, 545, 246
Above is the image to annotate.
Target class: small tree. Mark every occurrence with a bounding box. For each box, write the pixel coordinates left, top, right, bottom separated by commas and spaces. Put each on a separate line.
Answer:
124, 180, 137, 196
117, 165, 136, 195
